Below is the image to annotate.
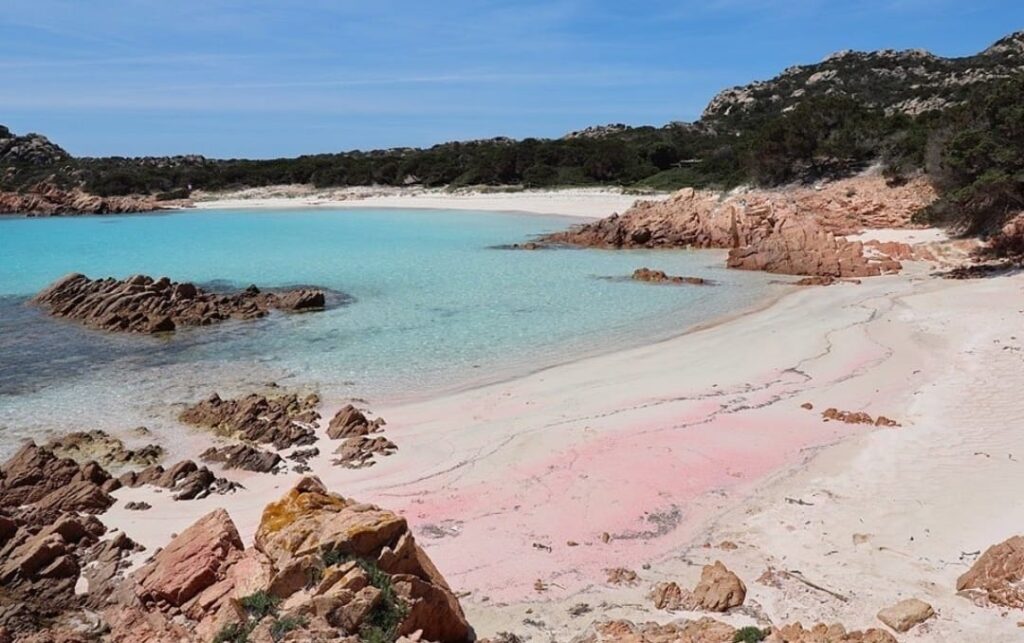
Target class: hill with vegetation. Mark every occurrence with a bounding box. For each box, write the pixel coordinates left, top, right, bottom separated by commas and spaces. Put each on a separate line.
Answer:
2, 31, 1023, 232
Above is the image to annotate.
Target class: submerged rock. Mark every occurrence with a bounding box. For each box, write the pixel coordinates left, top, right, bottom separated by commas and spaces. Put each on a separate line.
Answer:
631, 268, 709, 285
31, 273, 331, 334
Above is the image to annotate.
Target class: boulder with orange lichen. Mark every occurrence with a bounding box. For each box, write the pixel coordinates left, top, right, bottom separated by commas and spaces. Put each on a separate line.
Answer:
254, 476, 469, 642
97, 476, 469, 642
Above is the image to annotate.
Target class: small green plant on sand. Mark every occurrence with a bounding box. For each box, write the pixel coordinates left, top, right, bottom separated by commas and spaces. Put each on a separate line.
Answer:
733, 626, 767, 643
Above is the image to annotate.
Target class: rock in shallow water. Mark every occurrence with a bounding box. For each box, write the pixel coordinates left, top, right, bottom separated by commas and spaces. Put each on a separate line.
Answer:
31, 272, 331, 334
631, 267, 709, 285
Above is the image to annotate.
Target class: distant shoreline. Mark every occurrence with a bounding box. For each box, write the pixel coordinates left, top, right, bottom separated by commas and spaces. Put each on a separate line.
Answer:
184, 184, 666, 219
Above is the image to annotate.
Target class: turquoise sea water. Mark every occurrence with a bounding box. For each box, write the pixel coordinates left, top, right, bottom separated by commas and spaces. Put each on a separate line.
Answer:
0, 208, 781, 457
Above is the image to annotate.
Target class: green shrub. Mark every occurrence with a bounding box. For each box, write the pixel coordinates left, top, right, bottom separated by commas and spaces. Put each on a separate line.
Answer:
270, 615, 308, 642
733, 626, 767, 642
213, 622, 252, 643
240, 590, 280, 619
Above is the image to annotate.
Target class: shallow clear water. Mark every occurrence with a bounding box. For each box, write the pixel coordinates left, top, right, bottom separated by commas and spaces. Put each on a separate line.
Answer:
0, 208, 782, 457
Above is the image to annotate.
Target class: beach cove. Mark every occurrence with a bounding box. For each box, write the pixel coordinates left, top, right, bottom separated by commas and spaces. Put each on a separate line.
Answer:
3, 193, 1021, 640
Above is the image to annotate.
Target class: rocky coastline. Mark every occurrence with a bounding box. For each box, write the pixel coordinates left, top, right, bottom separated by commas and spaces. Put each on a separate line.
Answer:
0, 183, 171, 217
540, 175, 941, 279
2, 429, 1020, 642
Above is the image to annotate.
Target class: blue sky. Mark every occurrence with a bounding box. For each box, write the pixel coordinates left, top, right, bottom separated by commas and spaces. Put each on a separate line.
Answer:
2, 1, 1021, 158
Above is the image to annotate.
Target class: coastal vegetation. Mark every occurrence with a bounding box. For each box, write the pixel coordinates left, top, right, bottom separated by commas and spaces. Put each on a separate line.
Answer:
2, 32, 1022, 234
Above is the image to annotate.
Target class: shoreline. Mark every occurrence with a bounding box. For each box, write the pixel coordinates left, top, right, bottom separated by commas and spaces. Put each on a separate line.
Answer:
5, 193, 1019, 638
185, 185, 660, 219
371, 256, 792, 409
94, 257, 1024, 639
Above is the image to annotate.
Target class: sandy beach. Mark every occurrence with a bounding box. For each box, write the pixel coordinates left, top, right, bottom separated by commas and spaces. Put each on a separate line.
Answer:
187, 185, 657, 219
7, 8, 1024, 642
96, 247, 1024, 640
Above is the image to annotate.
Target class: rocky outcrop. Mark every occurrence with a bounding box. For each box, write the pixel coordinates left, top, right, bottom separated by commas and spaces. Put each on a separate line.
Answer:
118, 460, 240, 501
631, 268, 709, 285
0, 443, 141, 636
562, 123, 632, 140
0, 442, 117, 518
32, 273, 329, 334
326, 405, 398, 468
543, 176, 934, 278
767, 622, 898, 642
876, 598, 934, 633
199, 444, 283, 473
0, 127, 69, 166
334, 435, 399, 468
980, 211, 1024, 259
179, 392, 320, 450
725, 219, 900, 278
326, 404, 385, 440
649, 561, 746, 612
133, 509, 244, 608
287, 447, 319, 473
956, 534, 1024, 608
702, 33, 1024, 123
45, 430, 163, 469
100, 476, 470, 642
0, 182, 162, 216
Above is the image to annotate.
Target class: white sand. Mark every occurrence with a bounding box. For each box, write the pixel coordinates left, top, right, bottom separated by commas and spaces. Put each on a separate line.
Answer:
186, 185, 657, 219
